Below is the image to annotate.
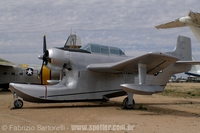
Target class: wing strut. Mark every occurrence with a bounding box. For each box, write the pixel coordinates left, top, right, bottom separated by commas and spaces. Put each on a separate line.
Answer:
121, 63, 163, 95
138, 64, 146, 84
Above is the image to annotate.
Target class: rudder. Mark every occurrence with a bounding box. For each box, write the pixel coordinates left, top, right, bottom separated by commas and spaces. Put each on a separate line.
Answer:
167, 35, 192, 61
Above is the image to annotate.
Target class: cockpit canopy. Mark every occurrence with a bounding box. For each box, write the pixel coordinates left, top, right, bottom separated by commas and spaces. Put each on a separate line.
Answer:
64, 34, 82, 49
80, 43, 125, 56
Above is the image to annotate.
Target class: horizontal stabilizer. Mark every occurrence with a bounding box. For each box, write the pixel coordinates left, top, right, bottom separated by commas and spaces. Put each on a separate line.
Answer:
176, 61, 200, 65
120, 84, 163, 95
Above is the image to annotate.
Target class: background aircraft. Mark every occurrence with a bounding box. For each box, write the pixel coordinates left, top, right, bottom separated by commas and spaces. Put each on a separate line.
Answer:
9, 35, 200, 109
155, 10, 200, 78
155, 10, 200, 43
0, 57, 60, 91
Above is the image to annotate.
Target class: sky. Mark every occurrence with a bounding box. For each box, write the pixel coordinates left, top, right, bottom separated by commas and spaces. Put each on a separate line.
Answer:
0, 0, 200, 65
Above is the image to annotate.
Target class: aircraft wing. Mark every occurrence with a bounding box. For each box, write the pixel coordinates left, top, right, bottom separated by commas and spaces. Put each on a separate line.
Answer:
155, 19, 186, 29
188, 10, 200, 25
0, 58, 15, 67
155, 11, 200, 29
87, 52, 178, 75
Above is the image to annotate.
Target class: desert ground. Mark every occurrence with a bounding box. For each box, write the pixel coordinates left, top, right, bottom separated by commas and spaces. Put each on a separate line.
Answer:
0, 83, 199, 133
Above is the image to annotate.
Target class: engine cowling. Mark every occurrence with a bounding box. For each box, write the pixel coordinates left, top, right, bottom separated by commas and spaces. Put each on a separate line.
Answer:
39, 65, 60, 85
45, 48, 70, 71
179, 16, 192, 25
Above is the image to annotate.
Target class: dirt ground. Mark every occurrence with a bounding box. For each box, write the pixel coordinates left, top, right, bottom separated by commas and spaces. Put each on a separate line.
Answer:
0, 83, 200, 133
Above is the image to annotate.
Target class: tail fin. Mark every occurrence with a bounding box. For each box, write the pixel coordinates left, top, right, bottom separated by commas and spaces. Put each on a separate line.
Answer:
155, 11, 200, 44
167, 35, 192, 61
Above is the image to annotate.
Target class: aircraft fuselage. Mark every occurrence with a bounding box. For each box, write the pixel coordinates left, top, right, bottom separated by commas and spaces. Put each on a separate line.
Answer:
9, 48, 191, 103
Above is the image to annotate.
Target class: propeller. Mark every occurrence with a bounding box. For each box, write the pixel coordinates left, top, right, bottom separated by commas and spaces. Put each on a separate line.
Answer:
38, 35, 49, 84
38, 35, 49, 64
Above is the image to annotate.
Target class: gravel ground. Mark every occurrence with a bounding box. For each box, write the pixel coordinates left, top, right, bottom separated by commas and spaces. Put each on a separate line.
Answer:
0, 83, 199, 133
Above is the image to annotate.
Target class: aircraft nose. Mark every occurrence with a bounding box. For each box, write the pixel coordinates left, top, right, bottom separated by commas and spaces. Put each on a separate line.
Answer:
9, 83, 22, 92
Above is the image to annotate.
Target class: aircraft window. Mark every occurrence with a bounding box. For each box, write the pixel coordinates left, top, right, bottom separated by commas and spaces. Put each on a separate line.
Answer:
119, 50, 125, 55
80, 43, 126, 56
85, 46, 91, 52
110, 47, 119, 55
80, 44, 88, 49
91, 44, 100, 53
3, 72, 7, 75
101, 46, 109, 54
11, 72, 15, 75
19, 72, 23, 75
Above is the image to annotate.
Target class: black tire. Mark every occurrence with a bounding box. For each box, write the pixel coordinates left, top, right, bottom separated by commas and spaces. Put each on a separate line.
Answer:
123, 97, 135, 109
14, 99, 23, 109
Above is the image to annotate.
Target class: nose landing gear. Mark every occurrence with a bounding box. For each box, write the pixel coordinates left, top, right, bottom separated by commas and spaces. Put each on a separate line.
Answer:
13, 93, 23, 109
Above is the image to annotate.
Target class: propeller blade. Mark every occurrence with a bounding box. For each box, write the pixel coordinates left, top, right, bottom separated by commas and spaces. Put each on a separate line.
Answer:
38, 34, 47, 84
38, 61, 44, 84
43, 35, 47, 54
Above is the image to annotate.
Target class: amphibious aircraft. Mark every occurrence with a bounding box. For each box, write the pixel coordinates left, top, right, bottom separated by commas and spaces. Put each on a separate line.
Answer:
0, 33, 81, 91
155, 10, 200, 77
9, 35, 200, 109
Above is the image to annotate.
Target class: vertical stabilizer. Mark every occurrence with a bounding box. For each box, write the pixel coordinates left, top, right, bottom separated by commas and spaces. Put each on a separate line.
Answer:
167, 35, 192, 61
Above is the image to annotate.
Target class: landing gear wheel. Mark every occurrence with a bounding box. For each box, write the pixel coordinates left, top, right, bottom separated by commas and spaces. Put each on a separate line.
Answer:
14, 99, 23, 109
123, 97, 135, 109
